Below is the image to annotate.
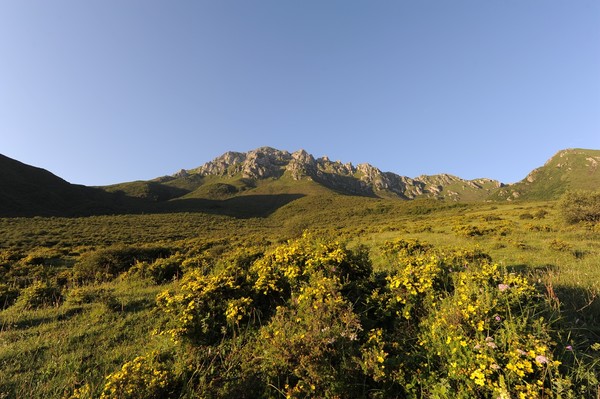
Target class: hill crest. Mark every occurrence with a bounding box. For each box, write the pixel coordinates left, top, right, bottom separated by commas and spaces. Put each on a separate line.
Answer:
493, 148, 600, 200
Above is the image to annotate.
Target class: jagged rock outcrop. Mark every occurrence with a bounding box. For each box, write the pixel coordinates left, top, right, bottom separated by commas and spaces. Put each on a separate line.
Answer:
287, 150, 317, 180
192, 151, 246, 177
173, 169, 188, 178
241, 148, 291, 179
180, 147, 503, 201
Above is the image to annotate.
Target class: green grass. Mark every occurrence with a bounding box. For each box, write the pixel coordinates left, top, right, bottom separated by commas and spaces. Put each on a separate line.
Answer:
0, 278, 170, 398
0, 193, 599, 397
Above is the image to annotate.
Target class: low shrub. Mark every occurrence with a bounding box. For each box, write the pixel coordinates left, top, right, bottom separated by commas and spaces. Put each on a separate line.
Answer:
99, 352, 176, 399
73, 246, 172, 283
559, 190, 600, 224
126, 255, 183, 284
66, 286, 119, 310
452, 224, 495, 237
549, 239, 572, 252
14, 281, 62, 309
481, 214, 502, 221
527, 223, 555, 232
0, 283, 19, 309
519, 212, 535, 220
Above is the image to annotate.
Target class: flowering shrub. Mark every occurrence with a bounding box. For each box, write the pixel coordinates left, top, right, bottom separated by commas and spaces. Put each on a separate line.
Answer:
417, 262, 561, 398
249, 233, 371, 298
256, 273, 362, 398
121, 236, 594, 397
155, 268, 244, 344
99, 352, 174, 399
452, 224, 492, 237
549, 239, 572, 252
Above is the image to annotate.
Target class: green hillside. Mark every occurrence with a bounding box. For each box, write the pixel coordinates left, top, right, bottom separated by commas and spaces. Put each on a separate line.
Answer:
493, 148, 600, 201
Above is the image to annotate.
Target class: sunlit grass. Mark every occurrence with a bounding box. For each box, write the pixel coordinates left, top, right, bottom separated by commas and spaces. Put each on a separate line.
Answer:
0, 195, 598, 397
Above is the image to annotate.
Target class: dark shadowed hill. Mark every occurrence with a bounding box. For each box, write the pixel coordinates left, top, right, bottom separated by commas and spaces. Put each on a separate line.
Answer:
0, 154, 138, 216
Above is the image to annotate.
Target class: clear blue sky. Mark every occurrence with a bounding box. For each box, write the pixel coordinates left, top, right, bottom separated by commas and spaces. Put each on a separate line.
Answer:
1, 1, 599, 185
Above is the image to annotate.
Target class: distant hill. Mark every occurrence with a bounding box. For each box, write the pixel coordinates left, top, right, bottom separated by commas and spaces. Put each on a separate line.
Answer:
492, 148, 600, 201
0, 154, 138, 216
1, 147, 599, 217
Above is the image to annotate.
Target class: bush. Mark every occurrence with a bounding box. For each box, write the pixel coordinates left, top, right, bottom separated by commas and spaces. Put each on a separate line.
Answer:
0, 283, 19, 309
66, 286, 119, 310
14, 281, 62, 309
73, 246, 172, 283
559, 190, 600, 224
452, 224, 495, 237
381, 238, 433, 257
100, 352, 176, 399
151, 236, 591, 398
126, 255, 183, 284
256, 273, 362, 398
519, 212, 535, 220
20, 248, 64, 266
549, 239, 572, 252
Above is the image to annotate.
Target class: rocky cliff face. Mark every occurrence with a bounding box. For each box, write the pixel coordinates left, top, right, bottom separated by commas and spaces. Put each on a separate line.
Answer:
182, 147, 502, 201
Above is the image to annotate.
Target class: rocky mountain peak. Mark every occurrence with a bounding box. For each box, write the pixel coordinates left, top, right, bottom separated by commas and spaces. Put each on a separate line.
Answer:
287, 149, 317, 180
242, 148, 292, 179
183, 146, 504, 201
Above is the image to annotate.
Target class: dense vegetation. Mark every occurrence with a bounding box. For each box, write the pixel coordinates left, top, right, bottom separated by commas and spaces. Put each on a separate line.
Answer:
1, 192, 599, 398
559, 190, 600, 224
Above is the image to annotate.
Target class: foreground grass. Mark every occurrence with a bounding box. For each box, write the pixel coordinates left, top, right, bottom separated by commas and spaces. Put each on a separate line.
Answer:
0, 279, 169, 398
0, 196, 598, 397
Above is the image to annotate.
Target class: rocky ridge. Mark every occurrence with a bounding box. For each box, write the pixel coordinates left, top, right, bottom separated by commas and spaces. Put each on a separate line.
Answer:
185, 147, 502, 201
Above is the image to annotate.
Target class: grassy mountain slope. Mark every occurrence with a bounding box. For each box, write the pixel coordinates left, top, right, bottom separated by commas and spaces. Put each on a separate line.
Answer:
493, 148, 600, 201
102, 180, 190, 202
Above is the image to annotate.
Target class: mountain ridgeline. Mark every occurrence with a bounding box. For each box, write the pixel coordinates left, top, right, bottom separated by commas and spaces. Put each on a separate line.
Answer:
108, 147, 503, 202
1, 147, 599, 217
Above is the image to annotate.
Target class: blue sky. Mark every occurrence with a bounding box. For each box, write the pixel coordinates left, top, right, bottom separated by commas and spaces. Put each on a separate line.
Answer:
1, 1, 598, 185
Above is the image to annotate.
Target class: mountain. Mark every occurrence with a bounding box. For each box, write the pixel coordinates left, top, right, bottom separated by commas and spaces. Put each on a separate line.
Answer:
492, 148, 600, 201
0, 154, 139, 216
2, 147, 599, 217
111, 147, 502, 202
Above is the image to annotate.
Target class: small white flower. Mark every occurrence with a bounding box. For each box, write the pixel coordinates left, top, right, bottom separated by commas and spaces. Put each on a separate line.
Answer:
535, 355, 548, 364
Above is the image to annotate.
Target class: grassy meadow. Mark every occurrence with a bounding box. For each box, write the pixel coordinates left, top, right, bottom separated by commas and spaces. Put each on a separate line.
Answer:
0, 193, 599, 398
